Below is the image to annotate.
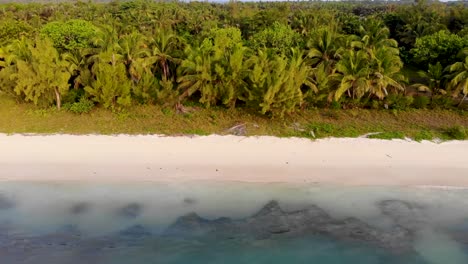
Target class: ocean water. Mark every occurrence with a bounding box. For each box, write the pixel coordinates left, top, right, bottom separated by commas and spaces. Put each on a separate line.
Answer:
1, 181, 468, 264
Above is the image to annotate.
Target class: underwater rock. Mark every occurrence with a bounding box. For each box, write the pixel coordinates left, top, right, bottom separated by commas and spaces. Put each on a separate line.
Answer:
246, 200, 291, 237
378, 200, 426, 231
447, 219, 468, 245
117, 203, 143, 218
165, 200, 415, 253
118, 225, 152, 239
165, 213, 234, 237
70, 202, 91, 215
183, 197, 197, 205
0, 194, 14, 210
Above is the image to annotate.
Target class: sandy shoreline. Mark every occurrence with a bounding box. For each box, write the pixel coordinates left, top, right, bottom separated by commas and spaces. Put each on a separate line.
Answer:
0, 134, 467, 186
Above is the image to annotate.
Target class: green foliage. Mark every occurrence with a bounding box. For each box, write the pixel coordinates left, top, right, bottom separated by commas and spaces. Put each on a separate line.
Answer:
306, 122, 336, 137
385, 94, 414, 110
64, 97, 94, 114
0, 19, 33, 47
413, 130, 434, 142
306, 27, 340, 71
178, 29, 249, 108
247, 49, 312, 117
448, 54, 468, 104
368, 131, 405, 140
412, 95, 430, 109
332, 49, 371, 101
183, 129, 209, 135
411, 31, 468, 67
0, 48, 18, 99
416, 62, 446, 94
1, 1, 468, 116
430, 95, 455, 110
41, 19, 98, 52
443, 125, 467, 140
85, 52, 132, 109
250, 22, 301, 55
11, 38, 71, 109
177, 40, 218, 107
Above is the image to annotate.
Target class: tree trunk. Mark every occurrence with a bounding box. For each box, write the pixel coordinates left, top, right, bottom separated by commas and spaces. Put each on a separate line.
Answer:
54, 87, 61, 110
458, 93, 467, 108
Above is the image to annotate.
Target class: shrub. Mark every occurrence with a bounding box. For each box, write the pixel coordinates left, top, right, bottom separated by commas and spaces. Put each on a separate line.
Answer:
41, 19, 97, 52
330, 100, 342, 110
306, 122, 336, 137
444, 126, 467, 140
386, 94, 413, 110
430, 96, 455, 110
413, 130, 434, 142
368, 131, 405, 140
65, 97, 94, 114
412, 96, 430, 109
250, 22, 301, 55
411, 30, 468, 67
0, 19, 33, 46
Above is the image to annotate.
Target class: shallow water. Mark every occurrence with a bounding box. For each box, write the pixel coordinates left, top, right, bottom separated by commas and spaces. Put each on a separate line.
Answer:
1, 181, 468, 264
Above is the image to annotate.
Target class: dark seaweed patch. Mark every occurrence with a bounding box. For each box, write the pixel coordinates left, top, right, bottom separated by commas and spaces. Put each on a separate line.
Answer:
0, 194, 14, 210
70, 202, 91, 215
117, 203, 143, 218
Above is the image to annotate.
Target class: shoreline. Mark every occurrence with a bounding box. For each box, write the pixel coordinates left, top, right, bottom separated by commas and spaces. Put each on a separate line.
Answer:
0, 134, 467, 187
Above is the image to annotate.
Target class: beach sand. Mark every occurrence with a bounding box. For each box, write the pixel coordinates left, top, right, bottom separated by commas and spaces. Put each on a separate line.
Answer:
0, 134, 467, 186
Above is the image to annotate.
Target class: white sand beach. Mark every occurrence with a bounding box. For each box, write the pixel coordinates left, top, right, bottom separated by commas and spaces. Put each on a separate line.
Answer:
0, 134, 467, 186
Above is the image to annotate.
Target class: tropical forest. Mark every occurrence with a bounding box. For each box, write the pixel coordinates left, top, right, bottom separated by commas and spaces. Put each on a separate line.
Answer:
0, 0, 467, 139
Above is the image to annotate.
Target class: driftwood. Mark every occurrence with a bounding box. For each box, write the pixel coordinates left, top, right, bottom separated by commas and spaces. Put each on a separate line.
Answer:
226, 123, 247, 136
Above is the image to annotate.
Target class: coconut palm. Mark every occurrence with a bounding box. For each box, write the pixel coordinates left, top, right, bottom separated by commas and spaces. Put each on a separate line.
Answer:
118, 32, 150, 82
359, 20, 397, 50
215, 43, 249, 108
0, 46, 20, 99
149, 29, 181, 80
62, 48, 94, 89
331, 49, 371, 101
306, 28, 340, 72
91, 25, 120, 54
411, 62, 446, 96
448, 55, 468, 107
368, 46, 405, 99
0, 47, 5, 68
248, 48, 313, 116
177, 41, 215, 106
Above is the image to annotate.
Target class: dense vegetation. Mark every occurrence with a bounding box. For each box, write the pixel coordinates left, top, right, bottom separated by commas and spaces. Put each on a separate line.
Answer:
0, 0, 468, 122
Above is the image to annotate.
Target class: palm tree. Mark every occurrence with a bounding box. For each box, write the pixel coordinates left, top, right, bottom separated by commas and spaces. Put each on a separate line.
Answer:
448, 55, 468, 107
368, 46, 405, 99
359, 20, 397, 50
177, 42, 215, 106
62, 48, 94, 89
149, 29, 181, 80
304, 63, 330, 104
306, 28, 340, 72
411, 62, 446, 97
331, 49, 371, 101
215, 43, 249, 108
0, 48, 5, 68
247, 48, 313, 116
0, 46, 20, 99
118, 32, 150, 82
91, 25, 120, 54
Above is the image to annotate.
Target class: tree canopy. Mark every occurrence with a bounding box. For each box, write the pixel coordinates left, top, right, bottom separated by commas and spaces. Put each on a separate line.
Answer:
1, 0, 468, 116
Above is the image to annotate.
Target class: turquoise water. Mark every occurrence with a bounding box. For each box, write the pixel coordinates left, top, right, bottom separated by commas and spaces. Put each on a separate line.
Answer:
1, 182, 468, 264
